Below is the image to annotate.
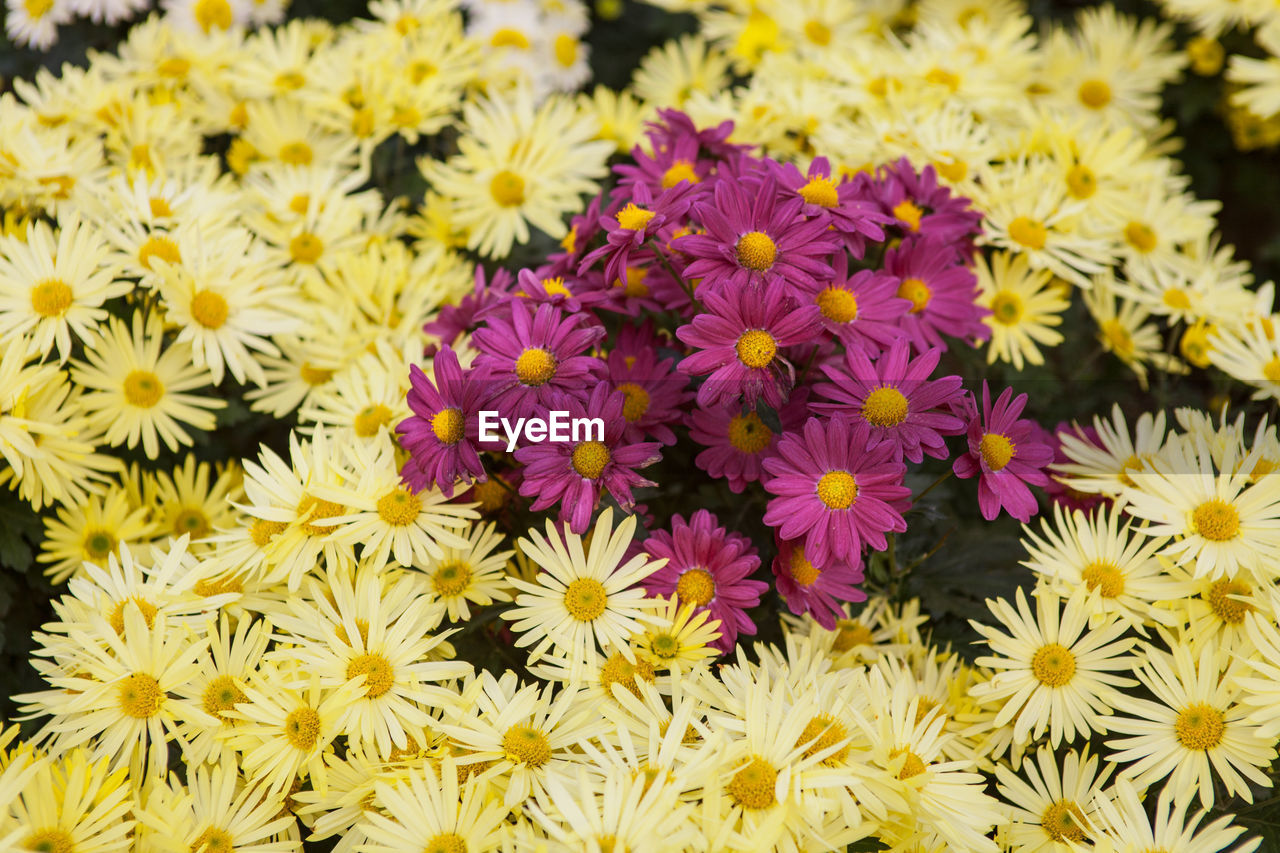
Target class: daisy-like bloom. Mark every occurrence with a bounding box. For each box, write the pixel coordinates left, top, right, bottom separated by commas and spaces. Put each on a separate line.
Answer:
633, 594, 722, 676
149, 454, 241, 548
1053, 404, 1167, 502
808, 256, 910, 353
953, 383, 1053, 523
515, 385, 662, 534
0, 215, 128, 363
772, 535, 866, 631
768, 156, 888, 254
506, 265, 610, 316
1104, 639, 1276, 809
642, 509, 766, 653
471, 299, 604, 416
148, 764, 295, 853
1122, 435, 1280, 580
1090, 778, 1261, 853
71, 311, 225, 459
6, 749, 134, 853
1210, 317, 1280, 402
360, 758, 508, 853
994, 746, 1113, 853
1083, 271, 1186, 389
1238, 592, 1280, 740
976, 249, 1070, 370
969, 585, 1137, 749
676, 280, 822, 409
883, 235, 989, 350
762, 415, 910, 569
527, 765, 699, 851
687, 390, 808, 493
870, 158, 983, 247
579, 181, 695, 289
813, 338, 966, 464
419, 521, 513, 622
38, 486, 154, 583
676, 173, 837, 298
605, 321, 692, 446
503, 508, 666, 677
398, 346, 489, 497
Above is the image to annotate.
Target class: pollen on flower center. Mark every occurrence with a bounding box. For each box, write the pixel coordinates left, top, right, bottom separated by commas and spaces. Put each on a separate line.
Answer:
431, 407, 465, 444
124, 369, 165, 408
346, 652, 395, 698
789, 547, 820, 586
649, 632, 679, 659
1008, 216, 1047, 250
675, 568, 716, 606
202, 674, 247, 720
832, 620, 873, 652
893, 200, 923, 231
1175, 702, 1225, 750
616, 202, 656, 231
1264, 356, 1280, 383
190, 289, 229, 328
1192, 499, 1239, 541
432, 560, 472, 597
297, 494, 345, 535
376, 488, 421, 526
1041, 799, 1087, 843
249, 518, 286, 548
617, 382, 651, 421
735, 231, 778, 272
422, 833, 467, 853
1081, 560, 1124, 598
572, 440, 611, 479
289, 232, 324, 264
193, 0, 232, 32
191, 827, 235, 853
797, 713, 849, 765
31, 278, 72, 317
108, 596, 157, 635
816, 470, 858, 509
284, 707, 321, 750
815, 286, 858, 323
118, 672, 164, 718
1124, 221, 1157, 253
541, 276, 571, 298
194, 573, 242, 597
862, 386, 909, 427
354, 404, 393, 437
490, 170, 525, 207
279, 141, 313, 166
1031, 642, 1076, 687
662, 160, 700, 189
799, 176, 839, 207
897, 277, 931, 313
300, 361, 333, 386
1206, 578, 1253, 624
139, 234, 182, 270
84, 528, 117, 560
735, 329, 777, 368
515, 347, 558, 386
979, 432, 1015, 471
502, 724, 552, 767
890, 747, 927, 780
991, 291, 1023, 325
727, 756, 778, 809
600, 651, 656, 700
727, 412, 773, 454
564, 577, 608, 621
1078, 78, 1112, 109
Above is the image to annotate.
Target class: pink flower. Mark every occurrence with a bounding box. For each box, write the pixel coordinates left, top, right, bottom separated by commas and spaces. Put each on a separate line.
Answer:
884, 236, 990, 350
768, 156, 889, 256
606, 321, 692, 446
953, 383, 1053, 522
580, 182, 694, 290
687, 390, 809, 493
398, 346, 488, 496
869, 158, 983, 248
772, 535, 866, 630
808, 254, 910, 353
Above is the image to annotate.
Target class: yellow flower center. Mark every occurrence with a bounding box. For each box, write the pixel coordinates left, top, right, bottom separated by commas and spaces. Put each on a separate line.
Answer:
300, 362, 333, 385
862, 387, 909, 427
799, 176, 838, 207
832, 620, 873, 652
803, 18, 831, 45
30, 278, 72, 317
422, 833, 467, 853
600, 651, 656, 700
564, 577, 608, 621
289, 232, 324, 264
274, 70, 305, 92
202, 674, 247, 720
193, 0, 232, 32
1066, 164, 1096, 199
173, 507, 210, 538
979, 433, 1015, 471
193, 574, 242, 597
190, 289, 229, 329
788, 547, 820, 586
431, 407, 464, 444
123, 370, 165, 408
933, 157, 967, 183
1175, 702, 1225, 750
515, 347, 557, 386
1188, 36, 1225, 75
1041, 800, 1088, 843
23, 830, 76, 853
1077, 79, 1112, 109
991, 291, 1023, 325
288, 193, 310, 216
191, 827, 236, 853
83, 528, 117, 561
726, 756, 778, 809
541, 276, 571, 298
661, 160, 699, 189
735, 231, 778, 271
503, 724, 552, 766
553, 33, 578, 67
571, 440, 610, 479
675, 568, 715, 606
1031, 643, 1076, 687
346, 652, 394, 698
648, 633, 679, 659
376, 488, 421, 526
297, 493, 345, 535
1081, 561, 1124, 598
892, 200, 923, 231
1263, 357, 1280, 384
616, 203, 656, 231
1192, 499, 1239, 541
1101, 319, 1134, 359
108, 596, 157, 635
432, 560, 472, 597
249, 518, 286, 547
616, 383, 651, 421
490, 27, 531, 49
797, 713, 849, 765
727, 411, 772, 454
890, 747, 927, 780
23, 0, 53, 17
815, 286, 857, 323
139, 235, 182, 270
279, 141, 313, 166
1008, 216, 1047, 250
284, 707, 321, 750
816, 470, 858, 509
354, 404, 393, 437
118, 672, 164, 718
1124, 221, 1157, 254
1206, 578, 1253, 624
897, 277, 931, 313
735, 329, 777, 368
1163, 288, 1191, 311
490, 170, 525, 207
149, 196, 174, 217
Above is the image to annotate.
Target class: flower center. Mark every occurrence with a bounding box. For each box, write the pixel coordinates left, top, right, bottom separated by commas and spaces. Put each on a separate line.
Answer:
804, 18, 831, 44
189, 289, 229, 329
735, 231, 778, 272
890, 747, 927, 780
661, 160, 699, 189
832, 620, 873, 652
1008, 216, 1047, 250
193, 0, 232, 32
249, 519, 286, 547
83, 528, 117, 560
979, 433, 1015, 471
139, 234, 182, 270
490, 170, 525, 207
1175, 702, 1225, 750
376, 488, 421, 526
1081, 561, 1124, 598
1206, 578, 1253, 624
354, 404, 393, 437
571, 440, 611, 479
279, 141, 313, 166
430, 407, 465, 445
191, 827, 235, 853
815, 286, 858, 323
862, 387, 909, 427
289, 232, 324, 264
422, 833, 467, 853
1192, 499, 1239, 541
515, 347, 557, 386
284, 707, 320, 750
616, 203, 656, 231
797, 713, 849, 765
193, 574, 242, 597
108, 596, 157, 635
1163, 288, 1191, 311
991, 291, 1023, 325
892, 200, 922, 232
297, 494, 345, 535
300, 362, 333, 385
799, 176, 838, 207
816, 470, 857, 510
346, 652, 395, 698
1031, 643, 1076, 687
202, 674, 247, 720
30, 278, 72, 317
502, 724, 553, 768
788, 547, 820, 586
124, 370, 165, 408
897, 277, 931, 313
617, 383, 651, 421
727, 411, 772, 454
1101, 320, 1134, 358
24, 830, 76, 853
727, 756, 778, 809
675, 568, 715, 606
1124, 221, 1157, 253
1066, 164, 1096, 199
735, 329, 777, 368
118, 672, 163, 718
1041, 800, 1087, 843
553, 33, 578, 67
541, 276, 571, 298
649, 633, 679, 659
1078, 79, 1112, 108
173, 507, 210, 538
600, 651, 656, 700
564, 578, 608, 621
490, 27, 530, 48
432, 560, 472, 597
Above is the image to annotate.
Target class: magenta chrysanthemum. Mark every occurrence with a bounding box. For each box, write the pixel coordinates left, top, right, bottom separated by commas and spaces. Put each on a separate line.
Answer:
884, 236, 990, 349
606, 322, 691, 446
397, 346, 488, 496
953, 382, 1054, 522
772, 534, 866, 631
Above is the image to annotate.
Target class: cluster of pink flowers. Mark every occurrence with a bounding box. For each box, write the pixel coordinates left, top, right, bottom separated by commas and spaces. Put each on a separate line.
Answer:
399, 110, 1054, 649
